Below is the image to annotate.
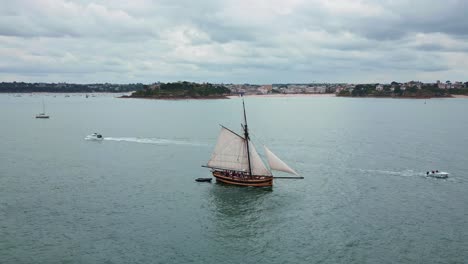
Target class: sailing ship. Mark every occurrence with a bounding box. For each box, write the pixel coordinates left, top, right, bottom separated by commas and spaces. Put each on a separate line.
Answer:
36, 98, 49, 119
204, 99, 299, 187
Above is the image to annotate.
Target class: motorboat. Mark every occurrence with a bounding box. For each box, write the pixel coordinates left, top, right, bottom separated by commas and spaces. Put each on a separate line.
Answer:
426, 171, 449, 178
195, 178, 212, 182
86, 133, 103, 140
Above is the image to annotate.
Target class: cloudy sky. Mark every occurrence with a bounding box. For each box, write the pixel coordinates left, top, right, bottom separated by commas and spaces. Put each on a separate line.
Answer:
0, 0, 467, 84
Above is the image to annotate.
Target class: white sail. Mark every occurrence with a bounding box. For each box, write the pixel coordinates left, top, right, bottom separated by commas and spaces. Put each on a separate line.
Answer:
206, 127, 272, 176
207, 127, 249, 172
264, 146, 298, 175
249, 142, 272, 176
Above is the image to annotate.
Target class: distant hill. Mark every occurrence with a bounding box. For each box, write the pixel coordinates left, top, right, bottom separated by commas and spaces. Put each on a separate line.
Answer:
126, 82, 231, 99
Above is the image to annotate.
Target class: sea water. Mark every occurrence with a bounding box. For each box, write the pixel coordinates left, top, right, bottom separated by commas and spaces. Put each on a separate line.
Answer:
1, 94, 468, 263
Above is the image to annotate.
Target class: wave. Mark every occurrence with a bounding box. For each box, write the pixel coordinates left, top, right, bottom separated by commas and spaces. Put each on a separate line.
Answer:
102, 137, 205, 146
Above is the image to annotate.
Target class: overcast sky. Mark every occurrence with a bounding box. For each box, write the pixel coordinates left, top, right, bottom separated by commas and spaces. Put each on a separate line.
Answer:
0, 0, 467, 84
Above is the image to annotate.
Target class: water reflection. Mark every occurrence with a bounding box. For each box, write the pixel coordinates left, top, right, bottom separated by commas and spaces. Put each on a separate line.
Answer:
206, 183, 272, 242
209, 184, 272, 214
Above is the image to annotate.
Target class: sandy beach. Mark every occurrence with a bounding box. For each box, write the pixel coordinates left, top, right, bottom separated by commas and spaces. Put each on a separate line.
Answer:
452, 95, 468, 98
227, 93, 336, 99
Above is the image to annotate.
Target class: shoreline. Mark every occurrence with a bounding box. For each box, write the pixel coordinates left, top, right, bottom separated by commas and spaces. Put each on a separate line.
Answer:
337, 95, 457, 99
5, 92, 466, 99
119, 95, 229, 100
119, 93, 468, 100
120, 93, 336, 100
227, 93, 336, 99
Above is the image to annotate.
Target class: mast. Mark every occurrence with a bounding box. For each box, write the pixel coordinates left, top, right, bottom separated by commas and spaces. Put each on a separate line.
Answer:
42, 98, 45, 114
242, 98, 253, 177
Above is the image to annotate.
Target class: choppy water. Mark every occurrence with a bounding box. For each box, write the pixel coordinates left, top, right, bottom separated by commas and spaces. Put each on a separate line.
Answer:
1, 94, 468, 263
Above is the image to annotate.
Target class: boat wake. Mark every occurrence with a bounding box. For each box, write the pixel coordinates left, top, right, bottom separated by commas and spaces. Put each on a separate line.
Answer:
102, 137, 205, 146
356, 168, 456, 179
356, 168, 423, 178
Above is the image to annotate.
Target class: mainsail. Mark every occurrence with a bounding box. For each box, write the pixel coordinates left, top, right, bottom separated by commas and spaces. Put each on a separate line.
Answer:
207, 127, 248, 172
264, 146, 298, 175
207, 127, 272, 176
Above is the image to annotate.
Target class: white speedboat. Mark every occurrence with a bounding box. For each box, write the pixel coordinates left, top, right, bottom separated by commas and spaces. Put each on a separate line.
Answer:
86, 133, 103, 140
426, 171, 449, 178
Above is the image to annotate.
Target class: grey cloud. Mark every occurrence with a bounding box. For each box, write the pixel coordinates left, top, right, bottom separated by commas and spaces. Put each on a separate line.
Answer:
198, 22, 258, 43
0, 1, 158, 39
0, 0, 467, 83
294, 1, 468, 41
414, 42, 468, 52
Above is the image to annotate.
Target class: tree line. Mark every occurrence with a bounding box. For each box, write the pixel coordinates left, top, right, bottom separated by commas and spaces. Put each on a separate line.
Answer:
0, 82, 145, 93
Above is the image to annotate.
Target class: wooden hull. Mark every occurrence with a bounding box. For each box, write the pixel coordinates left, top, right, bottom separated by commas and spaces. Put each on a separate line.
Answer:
212, 171, 273, 187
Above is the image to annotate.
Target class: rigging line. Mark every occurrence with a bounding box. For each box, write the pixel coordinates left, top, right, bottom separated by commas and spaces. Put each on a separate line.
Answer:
249, 130, 300, 171
248, 130, 268, 154
247, 130, 272, 172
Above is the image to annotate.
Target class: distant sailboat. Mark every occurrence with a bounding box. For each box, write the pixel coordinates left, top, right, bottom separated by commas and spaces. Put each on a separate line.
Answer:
203, 99, 300, 187
36, 98, 49, 119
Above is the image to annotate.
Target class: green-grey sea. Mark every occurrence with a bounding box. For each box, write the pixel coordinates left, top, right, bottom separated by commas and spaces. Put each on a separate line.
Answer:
1, 94, 468, 264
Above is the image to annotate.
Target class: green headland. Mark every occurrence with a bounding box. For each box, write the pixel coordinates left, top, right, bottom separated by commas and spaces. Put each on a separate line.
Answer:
123, 81, 231, 99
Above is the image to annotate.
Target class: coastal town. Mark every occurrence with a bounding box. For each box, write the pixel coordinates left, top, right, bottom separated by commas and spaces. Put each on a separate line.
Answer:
1, 80, 468, 98
223, 80, 468, 96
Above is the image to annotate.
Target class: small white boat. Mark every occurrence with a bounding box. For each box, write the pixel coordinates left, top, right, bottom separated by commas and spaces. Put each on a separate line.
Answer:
426, 171, 449, 178
85, 133, 103, 140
